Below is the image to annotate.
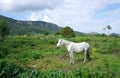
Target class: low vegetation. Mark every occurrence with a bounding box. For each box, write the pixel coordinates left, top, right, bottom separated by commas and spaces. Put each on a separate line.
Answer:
0, 34, 120, 78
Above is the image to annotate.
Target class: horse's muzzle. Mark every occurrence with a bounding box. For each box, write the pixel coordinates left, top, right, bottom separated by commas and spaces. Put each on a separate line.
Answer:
56, 46, 59, 48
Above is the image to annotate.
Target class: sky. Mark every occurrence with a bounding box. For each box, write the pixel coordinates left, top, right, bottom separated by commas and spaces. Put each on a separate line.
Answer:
0, 0, 120, 33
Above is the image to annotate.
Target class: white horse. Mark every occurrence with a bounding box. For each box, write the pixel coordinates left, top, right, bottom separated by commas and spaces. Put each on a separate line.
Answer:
56, 39, 90, 64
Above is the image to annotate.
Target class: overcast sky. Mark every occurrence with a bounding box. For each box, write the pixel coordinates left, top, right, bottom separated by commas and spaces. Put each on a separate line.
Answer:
0, 0, 120, 33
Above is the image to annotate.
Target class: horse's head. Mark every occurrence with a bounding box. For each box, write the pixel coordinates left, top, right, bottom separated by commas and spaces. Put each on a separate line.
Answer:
56, 39, 64, 48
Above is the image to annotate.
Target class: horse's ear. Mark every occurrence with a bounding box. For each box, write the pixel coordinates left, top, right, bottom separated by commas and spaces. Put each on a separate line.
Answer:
59, 38, 62, 40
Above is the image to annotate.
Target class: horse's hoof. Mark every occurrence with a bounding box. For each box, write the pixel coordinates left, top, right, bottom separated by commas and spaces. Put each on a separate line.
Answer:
70, 62, 74, 64
71, 63, 74, 65
83, 61, 86, 64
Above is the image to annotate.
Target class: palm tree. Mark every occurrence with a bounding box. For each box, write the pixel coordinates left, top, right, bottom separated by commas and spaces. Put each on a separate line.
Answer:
106, 25, 112, 48
106, 25, 112, 37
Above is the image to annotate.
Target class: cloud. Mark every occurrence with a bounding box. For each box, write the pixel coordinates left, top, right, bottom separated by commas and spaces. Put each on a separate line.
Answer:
0, 0, 120, 33
27, 0, 120, 33
42, 15, 53, 22
110, 18, 120, 33
28, 12, 42, 21
0, 0, 62, 11
60, 0, 120, 33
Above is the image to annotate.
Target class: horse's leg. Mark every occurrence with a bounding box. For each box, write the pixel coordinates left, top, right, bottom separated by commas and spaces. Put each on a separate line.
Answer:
83, 49, 87, 63
69, 52, 74, 64
86, 48, 90, 60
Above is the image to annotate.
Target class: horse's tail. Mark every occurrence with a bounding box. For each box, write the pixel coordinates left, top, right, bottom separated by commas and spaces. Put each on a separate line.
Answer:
86, 47, 90, 60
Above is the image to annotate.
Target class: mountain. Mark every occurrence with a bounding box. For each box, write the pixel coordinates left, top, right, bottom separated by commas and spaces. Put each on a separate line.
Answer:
0, 15, 61, 35
0, 15, 85, 35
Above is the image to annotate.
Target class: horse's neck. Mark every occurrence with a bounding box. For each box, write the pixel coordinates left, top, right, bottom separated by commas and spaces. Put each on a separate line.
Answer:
64, 40, 70, 45
64, 40, 73, 48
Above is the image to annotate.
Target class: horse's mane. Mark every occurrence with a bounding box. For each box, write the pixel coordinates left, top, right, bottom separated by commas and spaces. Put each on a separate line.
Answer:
60, 39, 73, 44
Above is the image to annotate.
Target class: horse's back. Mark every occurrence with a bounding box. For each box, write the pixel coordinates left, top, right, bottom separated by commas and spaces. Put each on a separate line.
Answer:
72, 42, 89, 47
80, 42, 89, 47
71, 42, 89, 52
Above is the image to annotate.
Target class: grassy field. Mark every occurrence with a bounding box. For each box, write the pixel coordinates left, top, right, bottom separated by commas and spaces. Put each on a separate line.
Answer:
0, 34, 120, 78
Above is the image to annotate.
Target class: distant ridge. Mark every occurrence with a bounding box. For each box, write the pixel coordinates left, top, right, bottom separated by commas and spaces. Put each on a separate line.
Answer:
0, 15, 85, 35
0, 15, 61, 35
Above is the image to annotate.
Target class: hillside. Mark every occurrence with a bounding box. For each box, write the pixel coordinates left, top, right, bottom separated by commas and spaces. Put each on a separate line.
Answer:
0, 15, 61, 35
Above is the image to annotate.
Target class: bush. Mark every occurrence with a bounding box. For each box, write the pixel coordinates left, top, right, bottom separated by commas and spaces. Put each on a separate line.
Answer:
44, 32, 49, 35
0, 42, 9, 58
0, 61, 21, 78
17, 69, 40, 78
54, 32, 60, 36
60, 26, 75, 38
21, 50, 43, 60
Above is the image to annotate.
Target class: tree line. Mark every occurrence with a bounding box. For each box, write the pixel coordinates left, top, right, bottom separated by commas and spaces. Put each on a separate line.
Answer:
0, 19, 120, 42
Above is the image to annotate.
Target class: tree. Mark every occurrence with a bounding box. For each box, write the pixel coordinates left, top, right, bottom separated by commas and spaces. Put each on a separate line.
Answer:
0, 19, 9, 41
106, 25, 112, 36
103, 25, 112, 48
103, 25, 112, 37
60, 26, 75, 37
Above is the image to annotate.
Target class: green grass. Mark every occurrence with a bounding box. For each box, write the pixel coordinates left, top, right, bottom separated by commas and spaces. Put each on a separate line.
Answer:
0, 35, 120, 78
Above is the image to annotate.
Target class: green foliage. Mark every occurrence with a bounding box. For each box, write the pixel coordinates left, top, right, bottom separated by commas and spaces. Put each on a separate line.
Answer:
0, 61, 117, 78
17, 69, 40, 78
54, 31, 60, 36
110, 33, 120, 37
0, 19, 9, 41
0, 35, 120, 78
0, 46, 9, 58
44, 32, 49, 35
91, 48, 98, 59
60, 26, 75, 37
0, 61, 21, 78
21, 50, 43, 61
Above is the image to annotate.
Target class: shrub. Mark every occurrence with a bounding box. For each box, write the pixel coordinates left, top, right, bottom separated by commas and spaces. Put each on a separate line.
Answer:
60, 26, 75, 38
44, 32, 49, 35
21, 50, 43, 60
0, 61, 21, 78
0, 43, 9, 58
